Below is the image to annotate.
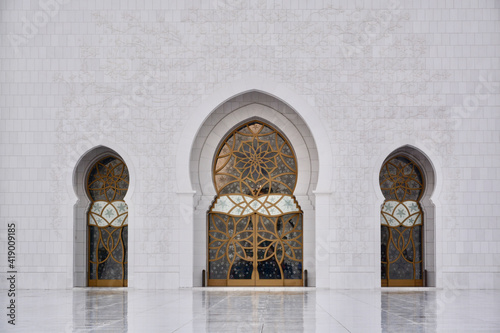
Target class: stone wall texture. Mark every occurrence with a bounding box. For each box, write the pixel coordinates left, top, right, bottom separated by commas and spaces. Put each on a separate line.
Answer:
0, 0, 499, 289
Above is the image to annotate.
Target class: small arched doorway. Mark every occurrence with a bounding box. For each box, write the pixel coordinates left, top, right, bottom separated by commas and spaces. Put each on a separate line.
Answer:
207, 120, 303, 286
380, 154, 425, 287
86, 156, 129, 287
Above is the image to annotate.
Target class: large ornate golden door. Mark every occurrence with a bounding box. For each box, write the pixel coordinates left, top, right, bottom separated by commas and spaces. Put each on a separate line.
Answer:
208, 120, 303, 286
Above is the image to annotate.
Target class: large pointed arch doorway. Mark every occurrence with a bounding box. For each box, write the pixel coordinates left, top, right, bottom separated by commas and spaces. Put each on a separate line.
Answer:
207, 120, 303, 286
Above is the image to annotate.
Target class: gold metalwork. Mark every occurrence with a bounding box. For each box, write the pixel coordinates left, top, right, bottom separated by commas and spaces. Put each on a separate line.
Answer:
87, 157, 129, 201
208, 120, 303, 286
210, 194, 301, 216
380, 155, 424, 287
87, 156, 129, 287
379, 155, 424, 201
213, 120, 298, 196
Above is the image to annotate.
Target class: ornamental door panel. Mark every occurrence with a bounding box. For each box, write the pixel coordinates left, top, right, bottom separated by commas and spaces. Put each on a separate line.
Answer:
380, 156, 424, 287
207, 120, 303, 286
87, 156, 129, 287
256, 213, 303, 285
208, 196, 303, 286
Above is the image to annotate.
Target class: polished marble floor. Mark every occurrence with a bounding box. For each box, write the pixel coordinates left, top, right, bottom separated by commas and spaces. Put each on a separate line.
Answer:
2, 287, 500, 332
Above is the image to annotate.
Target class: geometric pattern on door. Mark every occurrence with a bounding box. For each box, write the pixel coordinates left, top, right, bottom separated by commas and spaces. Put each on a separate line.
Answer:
87, 156, 129, 287
208, 120, 303, 286
380, 155, 424, 287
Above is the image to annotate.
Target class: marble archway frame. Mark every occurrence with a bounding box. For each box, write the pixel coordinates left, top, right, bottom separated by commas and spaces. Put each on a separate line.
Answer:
72, 145, 135, 287
196, 104, 312, 198
194, 105, 316, 287
176, 79, 333, 288
373, 143, 442, 288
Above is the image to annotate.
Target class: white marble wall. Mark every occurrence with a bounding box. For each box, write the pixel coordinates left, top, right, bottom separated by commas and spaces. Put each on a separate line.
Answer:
0, 0, 499, 289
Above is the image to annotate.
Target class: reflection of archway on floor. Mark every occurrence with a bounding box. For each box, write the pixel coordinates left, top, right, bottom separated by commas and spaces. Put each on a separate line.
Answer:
73, 146, 132, 287
379, 145, 436, 287
190, 92, 320, 286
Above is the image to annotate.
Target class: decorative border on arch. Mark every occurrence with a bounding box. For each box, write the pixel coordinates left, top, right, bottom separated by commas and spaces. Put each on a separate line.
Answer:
195, 103, 314, 197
